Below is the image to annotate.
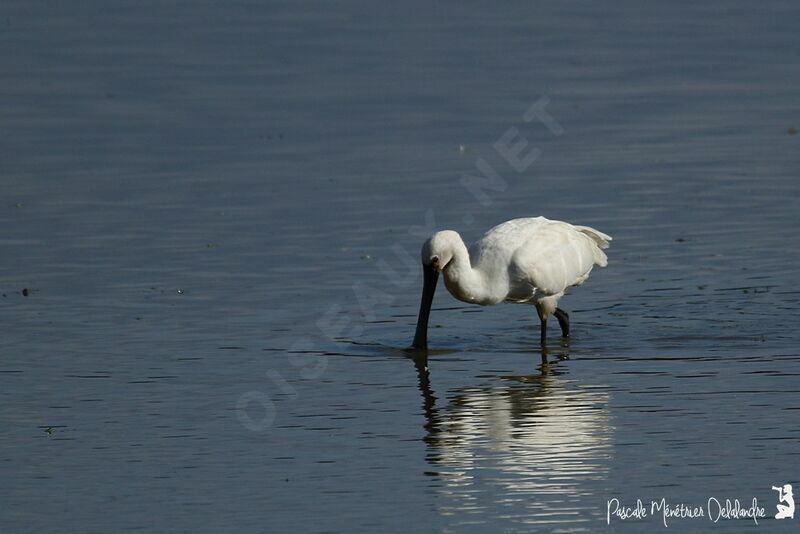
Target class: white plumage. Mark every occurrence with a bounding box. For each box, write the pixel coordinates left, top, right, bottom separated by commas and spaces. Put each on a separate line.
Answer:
411, 217, 611, 349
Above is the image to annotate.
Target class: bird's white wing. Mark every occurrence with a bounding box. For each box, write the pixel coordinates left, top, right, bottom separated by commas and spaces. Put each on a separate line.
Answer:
510, 221, 610, 296
573, 225, 612, 264
471, 217, 549, 267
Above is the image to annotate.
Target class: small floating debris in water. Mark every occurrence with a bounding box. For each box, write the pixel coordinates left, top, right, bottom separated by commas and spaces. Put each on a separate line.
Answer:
14, 202, 23, 208
360, 254, 373, 261
458, 144, 467, 154
21, 288, 29, 296
787, 126, 798, 135
675, 237, 686, 242
176, 289, 184, 295
44, 427, 54, 435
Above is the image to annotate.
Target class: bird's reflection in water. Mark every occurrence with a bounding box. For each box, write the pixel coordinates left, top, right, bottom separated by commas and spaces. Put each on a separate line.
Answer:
410, 348, 613, 526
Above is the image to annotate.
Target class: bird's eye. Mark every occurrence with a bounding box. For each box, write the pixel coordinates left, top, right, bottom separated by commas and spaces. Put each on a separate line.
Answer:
431, 255, 439, 264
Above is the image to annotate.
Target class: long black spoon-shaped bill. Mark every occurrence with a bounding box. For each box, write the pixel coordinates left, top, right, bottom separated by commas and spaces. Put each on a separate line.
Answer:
409, 263, 439, 351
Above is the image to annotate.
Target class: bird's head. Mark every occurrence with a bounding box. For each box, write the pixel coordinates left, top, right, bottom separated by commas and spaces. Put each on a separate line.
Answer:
421, 230, 460, 272
411, 230, 460, 351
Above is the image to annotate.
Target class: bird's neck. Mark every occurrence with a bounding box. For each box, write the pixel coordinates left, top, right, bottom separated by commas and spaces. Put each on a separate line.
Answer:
442, 240, 491, 304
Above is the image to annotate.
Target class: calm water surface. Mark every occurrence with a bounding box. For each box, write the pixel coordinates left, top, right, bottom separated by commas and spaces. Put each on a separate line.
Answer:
2, 1, 799, 532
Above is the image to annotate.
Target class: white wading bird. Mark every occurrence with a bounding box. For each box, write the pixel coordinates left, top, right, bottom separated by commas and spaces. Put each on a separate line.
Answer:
411, 217, 611, 349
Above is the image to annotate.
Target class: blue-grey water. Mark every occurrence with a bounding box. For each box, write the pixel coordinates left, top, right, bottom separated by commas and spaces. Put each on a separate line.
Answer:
2, 1, 799, 532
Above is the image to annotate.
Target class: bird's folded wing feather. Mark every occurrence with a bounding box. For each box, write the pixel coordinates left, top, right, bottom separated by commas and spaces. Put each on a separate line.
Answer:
573, 225, 612, 249
511, 223, 610, 295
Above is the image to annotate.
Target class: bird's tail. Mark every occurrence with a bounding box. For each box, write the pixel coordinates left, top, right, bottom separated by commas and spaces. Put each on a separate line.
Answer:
574, 225, 612, 267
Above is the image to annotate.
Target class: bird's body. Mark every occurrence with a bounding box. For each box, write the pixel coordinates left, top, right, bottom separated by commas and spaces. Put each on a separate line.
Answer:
411, 217, 611, 350
443, 217, 610, 315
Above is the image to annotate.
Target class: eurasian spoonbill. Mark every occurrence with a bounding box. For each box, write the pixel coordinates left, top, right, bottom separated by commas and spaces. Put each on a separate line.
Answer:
411, 217, 611, 350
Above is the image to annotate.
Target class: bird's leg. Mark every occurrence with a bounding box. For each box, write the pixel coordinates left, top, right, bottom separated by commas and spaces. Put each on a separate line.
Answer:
553, 308, 570, 338
540, 317, 547, 346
